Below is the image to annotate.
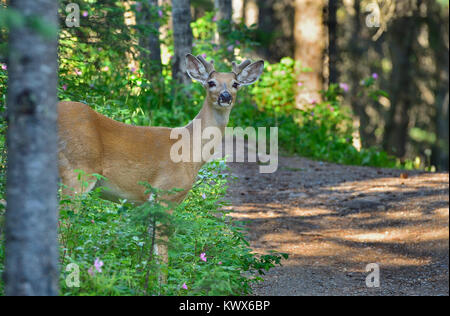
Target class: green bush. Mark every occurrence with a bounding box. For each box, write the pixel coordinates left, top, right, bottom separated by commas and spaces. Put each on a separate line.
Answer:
27, 160, 286, 296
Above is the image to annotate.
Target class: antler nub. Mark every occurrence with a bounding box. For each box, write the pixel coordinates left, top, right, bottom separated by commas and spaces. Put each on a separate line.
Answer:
232, 59, 251, 76
196, 55, 215, 75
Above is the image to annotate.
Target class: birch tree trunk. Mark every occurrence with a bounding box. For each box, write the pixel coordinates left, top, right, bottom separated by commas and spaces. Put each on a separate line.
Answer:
172, 0, 193, 85
5, 0, 59, 296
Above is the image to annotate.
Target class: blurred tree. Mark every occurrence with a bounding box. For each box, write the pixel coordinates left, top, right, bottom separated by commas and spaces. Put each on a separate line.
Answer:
429, 0, 449, 170
245, 0, 259, 27
347, 0, 375, 147
5, 0, 59, 295
172, 0, 193, 84
232, 0, 244, 23
294, 0, 327, 104
383, 1, 422, 157
256, 0, 295, 63
215, 0, 232, 36
327, 0, 339, 84
214, 0, 233, 60
137, 0, 162, 77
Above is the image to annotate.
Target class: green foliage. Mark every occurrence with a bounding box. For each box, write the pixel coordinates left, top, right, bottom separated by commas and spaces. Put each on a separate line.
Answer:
0, 2, 426, 297
0, 160, 286, 296
251, 57, 305, 114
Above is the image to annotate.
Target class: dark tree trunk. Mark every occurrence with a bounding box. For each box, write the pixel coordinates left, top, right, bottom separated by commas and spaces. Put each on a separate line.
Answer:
429, 1, 449, 171
214, 0, 233, 59
5, 0, 59, 296
348, 0, 373, 147
172, 0, 193, 85
328, 0, 339, 84
257, 0, 275, 61
138, 0, 162, 76
215, 0, 232, 20
383, 2, 422, 157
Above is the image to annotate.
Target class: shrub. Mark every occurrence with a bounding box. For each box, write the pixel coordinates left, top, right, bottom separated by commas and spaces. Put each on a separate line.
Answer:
35, 160, 287, 296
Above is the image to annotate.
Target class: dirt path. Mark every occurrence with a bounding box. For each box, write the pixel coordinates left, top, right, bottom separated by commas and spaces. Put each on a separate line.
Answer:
226, 156, 449, 296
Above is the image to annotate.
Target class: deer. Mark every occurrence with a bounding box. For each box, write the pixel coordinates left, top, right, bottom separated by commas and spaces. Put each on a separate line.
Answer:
57, 54, 264, 275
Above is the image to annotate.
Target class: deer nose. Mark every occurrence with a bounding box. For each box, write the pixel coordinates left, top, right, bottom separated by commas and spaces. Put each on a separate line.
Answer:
219, 91, 232, 104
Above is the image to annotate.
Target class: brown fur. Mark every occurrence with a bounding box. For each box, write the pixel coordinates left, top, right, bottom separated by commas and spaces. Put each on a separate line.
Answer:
57, 55, 264, 278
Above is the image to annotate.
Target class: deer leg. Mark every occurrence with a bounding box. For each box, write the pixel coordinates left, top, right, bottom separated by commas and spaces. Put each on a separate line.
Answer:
155, 230, 169, 284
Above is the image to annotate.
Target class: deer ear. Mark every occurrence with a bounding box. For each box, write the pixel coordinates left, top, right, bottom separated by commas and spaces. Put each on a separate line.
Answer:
237, 60, 264, 86
186, 54, 209, 83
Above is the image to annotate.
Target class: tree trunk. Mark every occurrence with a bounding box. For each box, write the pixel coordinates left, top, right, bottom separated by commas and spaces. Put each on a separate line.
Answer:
383, 2, 421, 157
5, 0, 59, 296
327, 0, 339, 85
245, 0, 259, 27
172, 0, 193, 85
232, 0, 245, 23
348, 0, 374, 147
257, 0, 275, 61
138, 0, 162, 76
294, 0, 327, 105
215, 0, 233, 60
430, 1, 449, 171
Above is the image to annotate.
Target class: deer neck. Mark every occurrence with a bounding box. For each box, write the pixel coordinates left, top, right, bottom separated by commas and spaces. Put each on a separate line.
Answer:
185, 98, 231, 165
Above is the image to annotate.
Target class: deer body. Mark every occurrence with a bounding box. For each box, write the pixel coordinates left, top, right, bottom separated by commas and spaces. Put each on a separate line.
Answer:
58, 100, 200, 204
58, 54, 264, 274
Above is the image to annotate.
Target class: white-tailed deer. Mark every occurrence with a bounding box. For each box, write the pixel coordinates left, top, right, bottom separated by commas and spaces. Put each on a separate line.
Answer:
58, 54, 264, 270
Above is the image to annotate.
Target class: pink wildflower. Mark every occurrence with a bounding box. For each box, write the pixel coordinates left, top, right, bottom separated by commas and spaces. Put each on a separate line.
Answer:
227, 45, 234, 52
88, 266, 94, 276
182, 283, 188, 290
297, 82, 303, 87
94, 258, 104, 273
1, 64, 7, 71
212, 15, 217, 22
158, 10, 163, 18
372, 73, 379, 79
82, 11, 88, 17
200, 253, 207, 262
62, 84, 68, 91
339, 82, 349, 92
75, 69, 82, 76
218, 261, 222, 265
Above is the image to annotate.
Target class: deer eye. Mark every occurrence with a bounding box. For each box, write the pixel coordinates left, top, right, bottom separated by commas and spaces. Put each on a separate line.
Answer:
208, 81, 216, 88
232, 82, 240, 89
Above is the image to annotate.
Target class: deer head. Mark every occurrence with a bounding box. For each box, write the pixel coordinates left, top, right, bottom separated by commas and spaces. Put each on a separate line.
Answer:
185, 54, 264, 110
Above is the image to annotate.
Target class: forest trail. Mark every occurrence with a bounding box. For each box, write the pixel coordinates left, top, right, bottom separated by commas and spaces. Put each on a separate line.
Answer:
226, 156, 449, 296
